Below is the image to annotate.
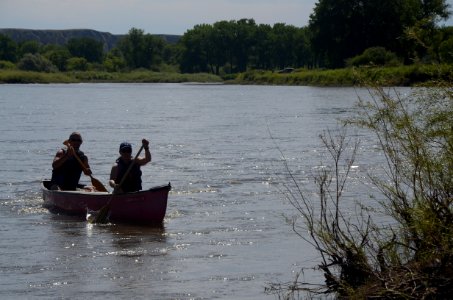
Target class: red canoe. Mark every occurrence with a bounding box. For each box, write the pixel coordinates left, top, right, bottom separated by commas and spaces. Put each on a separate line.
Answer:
42, 180, 171, 225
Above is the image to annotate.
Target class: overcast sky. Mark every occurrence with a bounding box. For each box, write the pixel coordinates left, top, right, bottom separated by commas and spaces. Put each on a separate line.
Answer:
1, 0, 452, 35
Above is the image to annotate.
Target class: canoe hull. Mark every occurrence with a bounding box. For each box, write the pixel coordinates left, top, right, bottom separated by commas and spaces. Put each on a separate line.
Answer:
42, 180, 171, 225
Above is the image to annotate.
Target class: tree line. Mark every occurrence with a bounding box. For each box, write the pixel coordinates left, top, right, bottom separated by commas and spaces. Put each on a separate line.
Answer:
1, 0, 452, 74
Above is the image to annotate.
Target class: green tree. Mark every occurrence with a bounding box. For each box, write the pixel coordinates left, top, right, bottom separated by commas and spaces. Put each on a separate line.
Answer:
232, 19, 256, 72
270, 23, 299, 69
117, 28, 165, 70
162, 43, 182, 67
67, 37, 104, 63
43, 46, 71, 71
19, 40, 41, 57
309, 0, 450, 67
179, 24, 213, 73
0, 34, 18, 62
211, 21, 234, 74
293, 27, 314, 69
249, 24, 273, 70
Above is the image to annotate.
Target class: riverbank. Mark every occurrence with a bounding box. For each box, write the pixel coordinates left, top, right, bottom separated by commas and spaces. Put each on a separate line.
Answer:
1, 64, 452, 85
232, 64, 453, 86
0, 70, 223, 84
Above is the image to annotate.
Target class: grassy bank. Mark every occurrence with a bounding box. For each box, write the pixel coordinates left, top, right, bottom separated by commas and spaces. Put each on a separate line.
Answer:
232, 64, 453, 86
1, 64, 452, 85
0, 70, 223, 84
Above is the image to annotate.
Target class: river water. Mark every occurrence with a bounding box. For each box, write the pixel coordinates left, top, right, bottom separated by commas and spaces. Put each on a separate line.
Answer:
0, 83, 411, 299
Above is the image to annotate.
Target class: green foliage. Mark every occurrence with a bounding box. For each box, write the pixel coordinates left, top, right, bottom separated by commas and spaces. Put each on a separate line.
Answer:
0, 60, 15, 69
117, 28, 165, 70
43, 47, 71, 71
179, 24, 214, 74
119, 70, 222, 83
66, 57, 88, 71
179, 19, 313, 75
439, 36, 453, 63
309, 0, 451, 68
67, 37, 104, 63
0, 34, 18, 62
0, 69, 223, 84
70, 71, 116, 81
234, 64, 453, 86
272, 84, 453, 298
0, 70, 74, 83
19, 40, 41, 56
103, 55, 126, 72
346, 47, 401, 67
17, 53, 57, 72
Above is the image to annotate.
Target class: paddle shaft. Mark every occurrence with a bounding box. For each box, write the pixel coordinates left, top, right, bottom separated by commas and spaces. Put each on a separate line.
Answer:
90, 144, 145, 223
63, 140, 90, 172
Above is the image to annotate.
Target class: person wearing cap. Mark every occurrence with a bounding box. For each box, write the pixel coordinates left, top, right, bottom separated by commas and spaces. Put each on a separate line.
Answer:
50, 132, 92, 190
109, 139, 151, 193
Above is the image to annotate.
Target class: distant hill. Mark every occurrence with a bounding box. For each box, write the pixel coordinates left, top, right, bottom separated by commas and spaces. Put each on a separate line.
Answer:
0, 28, 181, 51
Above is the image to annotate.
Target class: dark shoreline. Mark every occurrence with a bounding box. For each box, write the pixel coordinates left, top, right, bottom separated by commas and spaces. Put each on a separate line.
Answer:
1, 64, 452, 86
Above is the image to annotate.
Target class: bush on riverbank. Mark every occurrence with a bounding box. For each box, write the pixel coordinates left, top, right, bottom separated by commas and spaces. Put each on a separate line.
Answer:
267, 84, 453, 299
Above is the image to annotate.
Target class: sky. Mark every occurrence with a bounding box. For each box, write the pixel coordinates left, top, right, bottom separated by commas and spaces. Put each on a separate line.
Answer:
1, 0, 453, 35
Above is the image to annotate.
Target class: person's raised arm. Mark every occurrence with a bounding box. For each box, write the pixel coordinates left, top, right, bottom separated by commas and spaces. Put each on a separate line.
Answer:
137, 138, 151, 165
52, 146, 75, 169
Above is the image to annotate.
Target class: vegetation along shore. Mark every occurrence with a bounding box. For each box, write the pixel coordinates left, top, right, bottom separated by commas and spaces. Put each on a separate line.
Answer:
1, 0, 453, 86
1, 65, 452, 86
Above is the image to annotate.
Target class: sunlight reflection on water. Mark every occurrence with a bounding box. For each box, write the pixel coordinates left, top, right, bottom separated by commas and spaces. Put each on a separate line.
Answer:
0, 83, 412, 299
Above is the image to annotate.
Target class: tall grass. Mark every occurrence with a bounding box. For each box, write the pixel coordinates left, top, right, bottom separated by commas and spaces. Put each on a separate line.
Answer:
0, 69, 223, 84
0, 70, 76, 83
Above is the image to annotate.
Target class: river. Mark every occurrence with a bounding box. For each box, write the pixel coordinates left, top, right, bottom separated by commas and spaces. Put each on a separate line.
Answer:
0, 83, 411, 299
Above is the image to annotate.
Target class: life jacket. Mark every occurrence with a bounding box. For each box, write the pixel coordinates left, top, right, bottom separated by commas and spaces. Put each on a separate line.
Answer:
115, 157, 142, 193
51, 149, 87, 190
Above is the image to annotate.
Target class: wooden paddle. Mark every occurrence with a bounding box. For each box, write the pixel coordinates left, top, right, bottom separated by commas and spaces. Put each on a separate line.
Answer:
90, 144, 145, 224
63, 140, 108, 192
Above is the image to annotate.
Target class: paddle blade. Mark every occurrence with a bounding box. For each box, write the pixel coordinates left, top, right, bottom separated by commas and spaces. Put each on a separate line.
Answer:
95, 205, 110, 223
87, 204, 110, 224
90, 176, 108, 192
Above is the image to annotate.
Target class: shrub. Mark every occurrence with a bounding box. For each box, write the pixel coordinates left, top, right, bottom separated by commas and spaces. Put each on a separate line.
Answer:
44, 49, 71, 71
103, 55, 127, 72
17, 53, 57, 72
66, 57, 88, 71
268, 84, 453, 298
0, 60, 15, 69
346, 47, 401, 67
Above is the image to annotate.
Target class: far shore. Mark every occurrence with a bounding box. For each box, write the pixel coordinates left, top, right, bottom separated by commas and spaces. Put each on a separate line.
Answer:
1, 64, 452, 86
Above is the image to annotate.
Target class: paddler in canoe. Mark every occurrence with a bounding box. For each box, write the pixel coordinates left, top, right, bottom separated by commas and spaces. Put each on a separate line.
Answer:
50, 132, 95, 191
109, 139, 151, 194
